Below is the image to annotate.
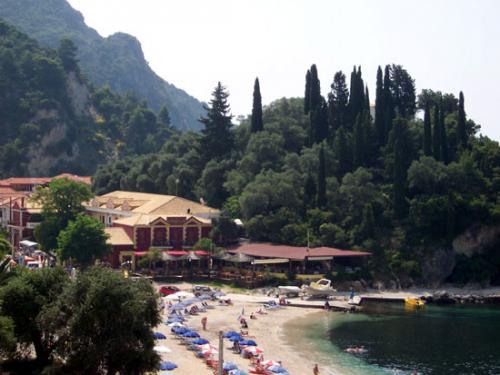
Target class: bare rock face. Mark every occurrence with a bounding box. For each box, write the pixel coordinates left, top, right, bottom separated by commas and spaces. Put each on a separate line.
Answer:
421, 247, 456, 287
66, 71, 89, 115
453, 225, 500, 257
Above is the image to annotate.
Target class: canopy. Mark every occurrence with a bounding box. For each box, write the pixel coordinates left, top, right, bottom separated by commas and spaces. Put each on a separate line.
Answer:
19, 240, 38, 247
227, 253, 254, 263
134, 251, 147, 256
307, 256, 333, 261
187, 251, 201, 261
251, 258, 289, 265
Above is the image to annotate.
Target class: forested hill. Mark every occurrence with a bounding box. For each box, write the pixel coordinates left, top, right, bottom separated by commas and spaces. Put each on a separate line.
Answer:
94, 72, 500, 286
0, 20, 175, 177
0, 0, 204, 131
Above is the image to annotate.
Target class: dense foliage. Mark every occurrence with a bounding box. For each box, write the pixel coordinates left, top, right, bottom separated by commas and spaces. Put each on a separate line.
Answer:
0, 0, 204, 131
94, 65, 500, 285
0, 20, 175, 177
0, 267, 160, 373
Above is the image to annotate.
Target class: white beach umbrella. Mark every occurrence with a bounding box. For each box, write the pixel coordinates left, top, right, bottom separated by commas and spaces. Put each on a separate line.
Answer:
167, 322, 185, 328
154, 345, 172, 353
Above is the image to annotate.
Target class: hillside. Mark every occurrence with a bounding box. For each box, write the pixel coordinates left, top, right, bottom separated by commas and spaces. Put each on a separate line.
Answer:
0, 0, 204, 131
0, 20, 174, 177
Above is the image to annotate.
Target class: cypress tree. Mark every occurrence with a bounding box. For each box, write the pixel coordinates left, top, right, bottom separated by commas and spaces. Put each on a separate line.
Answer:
423, 102, 432, 156
250, 77, 264, 133
199, 82, 233, 161
327, 71, 349, 132
317, 145, 327, 208
374, 66, 385, 146
393, 117, 409, 219
334, 127, 352, 178
440, 103, 448, 164
457, 91, 467, 148
309, 64, 321, 111
365, 85, 370, 113
383, 65, 394, 138
432, 104, 441, 160
304, 172, 317, 210
304, 70, 311, 114
313, 98, 329, 143
348, 66, 366, 130
353, 113, 365, 169
308, 64, 324, 144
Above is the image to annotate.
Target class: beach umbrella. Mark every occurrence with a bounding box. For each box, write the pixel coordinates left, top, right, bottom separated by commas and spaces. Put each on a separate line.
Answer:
198, 343, 216, 351
187, 251, 201, 261
169, 303, 186, 311
268, 365, 288, 373
153, 332, 167, 340
228, 335, 242, 342
239, 339, 257, 346
167, 322, 184, 328
223, 331, 239, 338
243, 346, 264, 355
154, 345, 172, 353
173, 291, 194, 299
223, 362, 238, 371
171, 326, 189, 334
229, 370, 248, 375
182, 331, 200, 338
191, 338, 209, 345
201, 347, 218, 356
160, 361, 177, 371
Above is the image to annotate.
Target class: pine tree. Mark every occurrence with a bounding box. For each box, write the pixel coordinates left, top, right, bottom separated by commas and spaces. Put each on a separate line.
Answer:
327, 71, 349, 132
457, 91, 467, 149
439, 103, 448, 164
423, 102, 432, 156
251, 77, 264, 133
432, 104, 441, 160
317, 145, 327, 208
334, 127, 352, 178
199, 82, 234, 161
383, 65, 394, 138
304, 70, 311, 114
374, 66, 385, 146
393, 117, 409, 219
353, 113, 365, 169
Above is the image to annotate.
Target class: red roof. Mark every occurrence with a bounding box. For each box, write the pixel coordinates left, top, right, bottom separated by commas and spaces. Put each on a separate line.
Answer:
228, 243, 371, 260
0, 174, 91, 189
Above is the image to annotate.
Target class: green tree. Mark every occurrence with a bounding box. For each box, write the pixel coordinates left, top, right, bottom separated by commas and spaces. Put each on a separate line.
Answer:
393, 118, 410, 219
0, 315, 15, 356
0, 267, 69, 365
389, 64, 416, 118
199, 82, 234, 161
0, 234, 12, 257
439, 102, 449, 164
353, 113, 366, 169
317, 145, 327, 208
457, 91, 467, 149
374, 66, 385, 145
432, 104, 441, 160
304, 69, 311, 114
57, 214, 111, 268
327, 71, 349, 132
51, 267, 160, 374
383, 65, 394, 138
423, 102, 432, 156
57, 38, 79, 72
251, 77, 264, 133
211, 214, 239, 245
334, 127, 352, 178
303, 172, 317, 210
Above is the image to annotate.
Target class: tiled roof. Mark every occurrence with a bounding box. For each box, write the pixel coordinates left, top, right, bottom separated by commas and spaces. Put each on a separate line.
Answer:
104, 227, 134, 246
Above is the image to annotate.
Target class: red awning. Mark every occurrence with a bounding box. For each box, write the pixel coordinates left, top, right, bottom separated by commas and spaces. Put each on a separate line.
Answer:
134, 251, 147, 256
166, 250, 188, 256
194, 250, 210, 256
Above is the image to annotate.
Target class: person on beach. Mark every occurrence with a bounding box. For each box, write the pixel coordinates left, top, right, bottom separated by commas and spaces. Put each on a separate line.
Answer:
324, 301, 330, 311
201, 316, 207, 330
313, 363, 320, 374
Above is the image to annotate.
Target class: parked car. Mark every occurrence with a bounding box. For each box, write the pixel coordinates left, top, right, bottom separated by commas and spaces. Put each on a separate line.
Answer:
129, 272, 153, 283
159, 285, 180, 296
192, 285, 214, 296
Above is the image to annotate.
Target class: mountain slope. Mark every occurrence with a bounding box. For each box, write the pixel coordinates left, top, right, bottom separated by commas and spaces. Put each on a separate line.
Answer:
0, 0, 203, 131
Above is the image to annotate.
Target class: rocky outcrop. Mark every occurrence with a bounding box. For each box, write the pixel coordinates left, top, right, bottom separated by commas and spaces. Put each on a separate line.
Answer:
421, 247, 456, 286
453, 224, 500, 257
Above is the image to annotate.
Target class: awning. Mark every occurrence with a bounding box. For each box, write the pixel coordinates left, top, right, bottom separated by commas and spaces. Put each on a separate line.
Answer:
167, 250, 188, 256
251, 258, 290, 265
19, 240, 38, 247
134, 251, 147, 256
307, 256, 333, 261
194, 250, 210, 256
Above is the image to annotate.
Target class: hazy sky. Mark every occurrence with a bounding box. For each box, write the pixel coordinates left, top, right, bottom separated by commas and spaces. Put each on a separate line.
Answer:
66, 0, 500, 140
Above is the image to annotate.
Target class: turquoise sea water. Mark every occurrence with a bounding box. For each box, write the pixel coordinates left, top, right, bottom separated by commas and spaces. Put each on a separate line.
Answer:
284, 302, 500, 375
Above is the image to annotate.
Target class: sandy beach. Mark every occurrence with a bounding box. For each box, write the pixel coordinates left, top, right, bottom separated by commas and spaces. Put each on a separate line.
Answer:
154, 283, 330, 375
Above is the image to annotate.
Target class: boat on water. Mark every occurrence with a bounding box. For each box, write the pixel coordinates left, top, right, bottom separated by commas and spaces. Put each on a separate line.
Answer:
405, 297, 426, 307
303, 278, 337, 297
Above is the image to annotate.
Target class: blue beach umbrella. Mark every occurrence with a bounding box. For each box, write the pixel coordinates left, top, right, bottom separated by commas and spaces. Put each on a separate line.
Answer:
223, 362, 238, 371
160, 361, 177, 371
268, 365, 288, 373
223, 331, 239, 338
182, 331, 200, 338
171, 326, 189, 334
191, 338, 209, 345
239, 339, 257, 346
169, 303, 186, 311
153, 332, 167, 340
228, 335, 242, 342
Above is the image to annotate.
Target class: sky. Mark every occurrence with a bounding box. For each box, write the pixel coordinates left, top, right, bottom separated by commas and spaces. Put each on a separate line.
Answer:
66, 0, 500, 140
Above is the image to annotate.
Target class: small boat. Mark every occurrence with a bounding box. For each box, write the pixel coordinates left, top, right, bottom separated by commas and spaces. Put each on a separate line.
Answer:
303, 279, 336, 297
278, 285, 302, 297
348, 295, 362, 305
405, 297, 425, 307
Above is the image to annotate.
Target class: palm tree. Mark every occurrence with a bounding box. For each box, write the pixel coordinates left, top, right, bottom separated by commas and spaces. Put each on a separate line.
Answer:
0, 236, 12, 257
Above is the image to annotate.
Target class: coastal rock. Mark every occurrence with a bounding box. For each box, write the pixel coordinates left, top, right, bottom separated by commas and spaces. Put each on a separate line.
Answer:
421, 248, 456, 286
431, 290, 456, 304
453, 224, 500, 257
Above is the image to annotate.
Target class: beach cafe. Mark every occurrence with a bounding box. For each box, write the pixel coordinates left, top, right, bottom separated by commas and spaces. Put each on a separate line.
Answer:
224, 242, 371, 275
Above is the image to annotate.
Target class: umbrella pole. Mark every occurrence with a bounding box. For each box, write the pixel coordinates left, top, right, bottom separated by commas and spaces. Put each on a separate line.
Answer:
218, 330, 223, 375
